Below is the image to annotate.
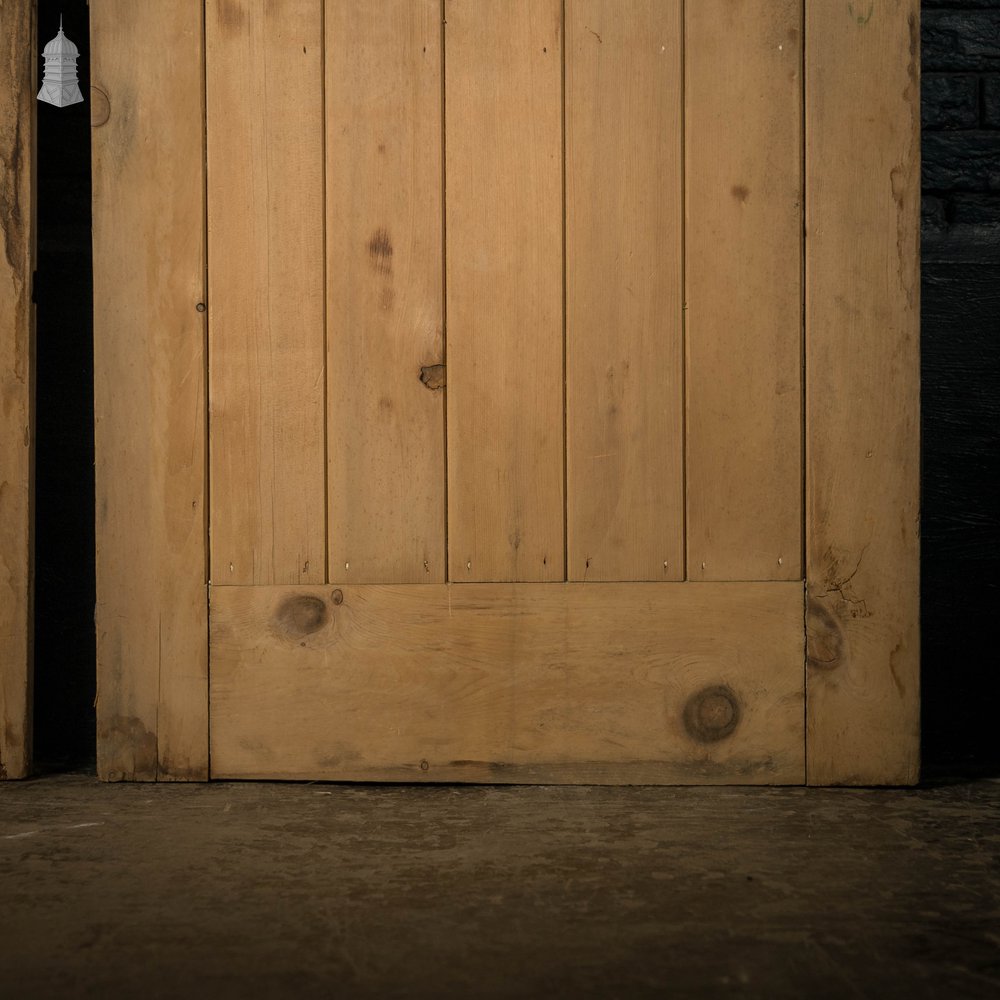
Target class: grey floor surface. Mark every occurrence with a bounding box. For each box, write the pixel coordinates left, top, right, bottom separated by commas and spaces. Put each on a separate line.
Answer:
1, 774, 998, 999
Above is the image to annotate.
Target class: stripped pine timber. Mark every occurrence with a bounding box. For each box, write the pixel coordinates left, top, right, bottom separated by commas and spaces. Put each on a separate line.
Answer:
326, 0, 445, 584
92, 0, 208, 779
685, 0, 803, 582
805, 1, 920, 785
565, 0, 684, 582
0, 0, 35, 780
445, 0, 564, 582
210, 582, 805, 783
207, 0, 326, 586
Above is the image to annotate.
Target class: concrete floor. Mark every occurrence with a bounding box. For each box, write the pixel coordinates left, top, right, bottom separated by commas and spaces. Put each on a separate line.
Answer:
1, 775, 998, 999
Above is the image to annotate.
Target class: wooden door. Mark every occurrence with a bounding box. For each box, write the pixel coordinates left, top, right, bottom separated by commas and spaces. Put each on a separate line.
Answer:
0, 1, 36, 781
91, 0, 921, 786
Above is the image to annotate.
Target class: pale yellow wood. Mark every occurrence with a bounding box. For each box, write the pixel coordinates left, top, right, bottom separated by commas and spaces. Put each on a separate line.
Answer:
445, 0, 564, 582
565, 0, 683, 582
91, 1, 919, 786
805, 0, 920, 785
211, 582, 805, 783
207, 0, 326, 586
326, 0, 445, 584
685, 0, 803, 582
0, 0, 35, 780
92, 0, 208, 780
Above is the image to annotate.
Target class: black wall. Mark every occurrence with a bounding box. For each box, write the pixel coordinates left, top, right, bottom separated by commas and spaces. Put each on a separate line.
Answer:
34, 0, 93, 767
31, 1, 1000, 777
921, 0, 1000, 776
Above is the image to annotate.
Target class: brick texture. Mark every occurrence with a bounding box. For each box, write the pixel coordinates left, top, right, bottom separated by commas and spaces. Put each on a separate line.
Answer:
922, 1, 1000, 234
920, 4, 1000, 775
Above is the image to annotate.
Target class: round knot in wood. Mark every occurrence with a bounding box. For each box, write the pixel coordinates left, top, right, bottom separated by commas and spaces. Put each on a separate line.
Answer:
683, 685, 741, 743
275, 594, 328, 638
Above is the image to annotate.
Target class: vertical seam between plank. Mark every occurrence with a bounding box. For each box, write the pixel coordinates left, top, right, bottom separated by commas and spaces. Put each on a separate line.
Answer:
680, 0, 688, 582
202, 0, 212, 589
801, 0, 809, 785
441, 0, 450, 583
155, 614, 162, 780
799, 0, 807, 589
321, 0, 330, 585
202, 0, 212, 781
561, 0, 568, 582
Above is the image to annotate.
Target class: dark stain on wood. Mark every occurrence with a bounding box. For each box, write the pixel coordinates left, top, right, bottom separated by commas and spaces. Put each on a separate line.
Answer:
331, 589, 344, 606
317, 746, 362, 769
0, 0, 30, 287
1, 112, 25, 278
218, 0, 247, 30
275, 594, 329, 638
807, 597, 845, 671
157, 751, 207, 782
98, 716, 158, 781
683, 685, 741, 743
732, 184, 750, 204
419, 364, 446, 391
368, 227, 393, 276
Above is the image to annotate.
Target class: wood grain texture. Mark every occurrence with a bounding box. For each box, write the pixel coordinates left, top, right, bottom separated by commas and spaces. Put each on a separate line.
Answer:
0, 0, 35, 780
565, 0, 683, 582
326, 0, 445, 584
685, 0, 803, 582
805, 0, 920, 785
210, 582, 805, 783
92, 0, 208, 780
445, 0, 564, 583
207, 0, 326, 586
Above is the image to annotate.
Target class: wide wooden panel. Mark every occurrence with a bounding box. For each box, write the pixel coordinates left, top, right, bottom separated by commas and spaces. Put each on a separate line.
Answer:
210, 582, 805, 783
685, 0, 803, 582
445, 0, 564, 582
92, 0, 208, 780
0, 0, 35, 780
806, 1, 920, 785
207, 0, 325, 586
565, 0, 683, 582
326, 0, 444, 584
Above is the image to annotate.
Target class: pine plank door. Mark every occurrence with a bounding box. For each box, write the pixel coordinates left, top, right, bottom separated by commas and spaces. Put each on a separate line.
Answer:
92, 0, 920, 785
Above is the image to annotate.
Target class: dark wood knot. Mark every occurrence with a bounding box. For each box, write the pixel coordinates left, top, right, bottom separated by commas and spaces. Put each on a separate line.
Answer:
683, 685, 741, 743
274, 594, 328, 637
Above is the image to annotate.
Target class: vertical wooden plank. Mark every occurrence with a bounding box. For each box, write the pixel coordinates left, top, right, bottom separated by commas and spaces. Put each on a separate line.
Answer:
0, 0, 35, 780
565, 0, 683, 582
445, 0, 564, 583
207, 0, 325, 586
685, 0, 803, 582
326, 0, 444, 584
92, 0, 208, 779
806, 1, 920, 785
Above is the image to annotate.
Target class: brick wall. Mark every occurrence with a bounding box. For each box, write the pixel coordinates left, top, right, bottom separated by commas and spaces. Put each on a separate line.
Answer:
920, 2, 1000, 774
923, 0, 1000, 231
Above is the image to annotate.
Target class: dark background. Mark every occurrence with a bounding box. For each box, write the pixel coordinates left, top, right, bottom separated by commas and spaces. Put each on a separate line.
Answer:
32, 0, 999, 777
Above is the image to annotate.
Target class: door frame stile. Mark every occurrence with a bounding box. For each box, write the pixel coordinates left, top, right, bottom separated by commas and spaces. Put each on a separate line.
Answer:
0, 0, 37, 780
92, 0, 209, 781
804, 0, 921, 785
